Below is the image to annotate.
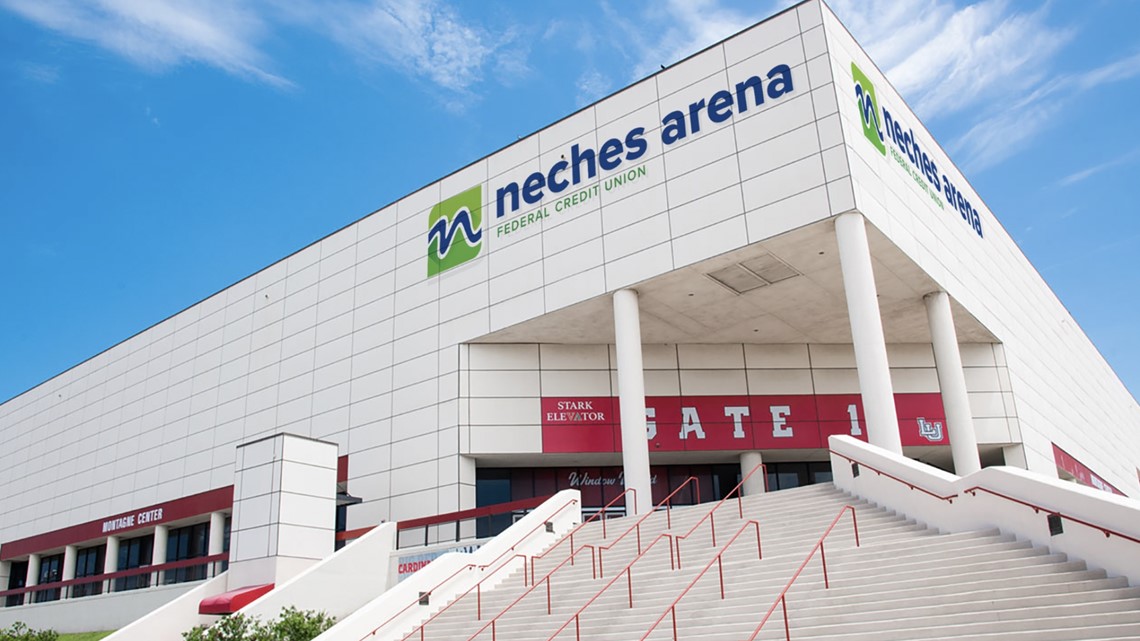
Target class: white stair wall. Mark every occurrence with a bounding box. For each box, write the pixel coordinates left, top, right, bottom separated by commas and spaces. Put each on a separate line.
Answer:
829, 434, 1140, 585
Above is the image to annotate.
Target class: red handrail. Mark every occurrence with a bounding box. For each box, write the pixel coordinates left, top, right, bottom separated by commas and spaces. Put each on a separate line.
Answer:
664, 463, 766, 572
963, 486, 1140, 544
527, 489, 636, 584
589, 477, 702, 578
398, 496, 553, 531
741, 505, 860, 641
338, 495, 555, 543
467, 469, 769, 641
466, 475, 707, 641
830, 450, 957, 502
395, 554, 530, 641
543, 530, 681, 641
634, 520, 763, 641
834, 450, 1140, 546
359, 496, 580, 640
0, 553, 228, 599
550, 519, 762, 641
464, 543, 600, 641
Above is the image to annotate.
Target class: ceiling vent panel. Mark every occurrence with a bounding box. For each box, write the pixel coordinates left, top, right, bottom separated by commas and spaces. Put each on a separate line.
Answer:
706, 265, 767, 294
741, 254, 800, 283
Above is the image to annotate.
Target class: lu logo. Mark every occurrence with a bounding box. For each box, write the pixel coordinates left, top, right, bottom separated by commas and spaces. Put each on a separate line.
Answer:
917, 417, 945, 442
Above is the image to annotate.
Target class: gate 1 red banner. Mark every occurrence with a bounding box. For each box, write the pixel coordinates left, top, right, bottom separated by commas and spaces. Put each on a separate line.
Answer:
541, 393, 949, 454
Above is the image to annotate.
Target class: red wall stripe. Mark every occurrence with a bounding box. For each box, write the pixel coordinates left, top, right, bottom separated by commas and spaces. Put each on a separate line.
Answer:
1, 486, 233, 561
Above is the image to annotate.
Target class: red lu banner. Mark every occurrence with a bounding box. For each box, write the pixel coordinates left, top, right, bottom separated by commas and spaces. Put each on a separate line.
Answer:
541, 393, 949, 454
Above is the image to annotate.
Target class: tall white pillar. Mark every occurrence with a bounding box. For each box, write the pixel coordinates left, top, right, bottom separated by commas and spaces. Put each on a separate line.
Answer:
835, 213, 902, 454
62, 545, 77, 598
739, 451, 766, 496
0, 560, 10, 588
230, 434, 338, 587
613, 289, 653, 516
924, 291, 981, 475
208, 511, 227, 576
26, 554, 40, 588
152, 525, 169, 586
104, 536, 119, 592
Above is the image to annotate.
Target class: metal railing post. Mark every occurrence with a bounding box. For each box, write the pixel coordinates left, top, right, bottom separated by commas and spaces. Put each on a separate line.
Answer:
820, 541, 829, 589
717, 556, 725, 599
781, 595, 790, 641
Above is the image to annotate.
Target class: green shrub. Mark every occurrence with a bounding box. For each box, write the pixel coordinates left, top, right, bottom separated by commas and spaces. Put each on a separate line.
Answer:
182, 614, 264, 641
270, 608, 335, 641
182, 607, 334, 641
0, 622, 59, 641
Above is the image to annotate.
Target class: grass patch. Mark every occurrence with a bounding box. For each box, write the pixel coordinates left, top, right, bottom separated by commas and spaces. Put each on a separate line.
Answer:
58, 633, 114, 641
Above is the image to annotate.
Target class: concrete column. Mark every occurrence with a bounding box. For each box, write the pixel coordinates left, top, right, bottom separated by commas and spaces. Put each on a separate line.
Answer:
739, 451, 766, 496
230, 434, 338, 587
613, 289, 653, 516
62, 545, 77, 598
0, 560, 10, 593
152, 525, 169, 586
26, 554, 40, 588
104, 536, 119, 592
835, 213, 902, 454
924, 291, 981, 475
208, 511, 227, 576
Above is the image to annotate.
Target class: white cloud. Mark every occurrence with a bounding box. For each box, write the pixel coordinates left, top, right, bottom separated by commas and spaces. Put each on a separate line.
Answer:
1074, 50, 1140, 90
828, 0, 1140, 172
831, 0, 1070, 121
18, 62, 60, 84
1059, 147, 1140, 187
1, 0, 524, 99
952, 51, 1140, 171
602, 0, 763, 80
575, 69, 611, 106
284, 0, 505, 96
340, 1, 484, 91
0, 0, 289, 87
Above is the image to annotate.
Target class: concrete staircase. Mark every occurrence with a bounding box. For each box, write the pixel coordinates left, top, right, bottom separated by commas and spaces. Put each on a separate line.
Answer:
385, 483, 1140, 641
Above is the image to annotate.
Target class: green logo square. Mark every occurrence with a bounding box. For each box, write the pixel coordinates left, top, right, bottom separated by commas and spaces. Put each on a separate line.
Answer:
852, 62, 886, 155
427, 185, 483, 277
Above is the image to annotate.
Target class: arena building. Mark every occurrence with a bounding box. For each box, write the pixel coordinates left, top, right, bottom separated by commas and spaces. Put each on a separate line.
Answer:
2, 0, 1138, 628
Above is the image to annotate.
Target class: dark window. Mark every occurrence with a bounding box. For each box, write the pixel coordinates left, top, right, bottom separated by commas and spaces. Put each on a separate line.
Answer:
475, 469, 513, 538
765, 462, 834, 491
478, 461, 835, 518
809, 462, 833, 485
164, 522, 210, 585
335, 504, 348, 551
34, 554, 64, 603
115, 534, 154, 592
711, 464, 742, 501
5, 561, 27, 607
71, 545, 105, 598
222, 517, 231, 573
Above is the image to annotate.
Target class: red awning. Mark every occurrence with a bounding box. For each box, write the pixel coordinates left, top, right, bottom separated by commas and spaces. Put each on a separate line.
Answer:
199, 584, 274, 615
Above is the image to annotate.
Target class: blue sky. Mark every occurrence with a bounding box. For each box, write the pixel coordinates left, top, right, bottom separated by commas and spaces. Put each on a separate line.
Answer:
1, 0, 1138, 404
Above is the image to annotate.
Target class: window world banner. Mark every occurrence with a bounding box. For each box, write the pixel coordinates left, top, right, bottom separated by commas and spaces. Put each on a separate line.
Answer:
541, 393, 949, 453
